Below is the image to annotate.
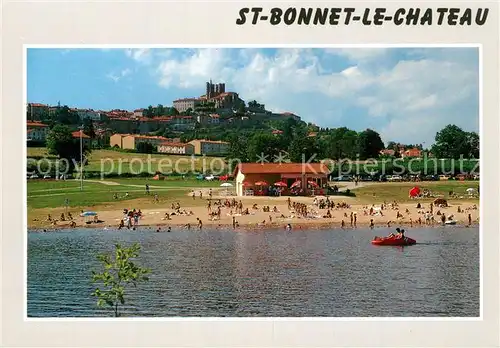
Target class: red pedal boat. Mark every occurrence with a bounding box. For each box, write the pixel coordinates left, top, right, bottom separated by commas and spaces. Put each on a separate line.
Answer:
371, 235, 416, 246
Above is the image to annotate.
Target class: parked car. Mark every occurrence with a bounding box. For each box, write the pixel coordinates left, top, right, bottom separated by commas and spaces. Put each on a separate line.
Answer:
331, 175, 352, 182
423, 175, 439, 181
388, 175, 403, 182
195, 174, 205, 180
43, 174, 51, 179
29, 174, 39, 179
205, 175, 216, 181
378, 175, 388, 182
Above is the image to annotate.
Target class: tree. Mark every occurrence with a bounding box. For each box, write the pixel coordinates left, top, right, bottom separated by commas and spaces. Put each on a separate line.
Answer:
91, 243, 151, 317
386, 141, 397, 151
46, 124, 89, 171
431, 124, 477, 159
165, 107, 179, 116
50, 105, 79, 126
247, 133, 282, 162
156, 104, 165, 116
145, 106, 154, 118
357, 129, 385, 160
236, 103, 246, 115
288, 128, 319, 163
83, 118, 96, 138
466, 132, 479, 159
136, 142, 154, 154
226, 134, 249, 163
323, 127, 359, 160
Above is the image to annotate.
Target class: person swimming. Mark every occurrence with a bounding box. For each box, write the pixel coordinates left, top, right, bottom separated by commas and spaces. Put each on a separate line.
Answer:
285, 223, 292, 231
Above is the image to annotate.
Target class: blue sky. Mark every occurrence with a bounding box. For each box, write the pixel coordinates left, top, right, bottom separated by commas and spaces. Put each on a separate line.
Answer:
27, 47, 479, 145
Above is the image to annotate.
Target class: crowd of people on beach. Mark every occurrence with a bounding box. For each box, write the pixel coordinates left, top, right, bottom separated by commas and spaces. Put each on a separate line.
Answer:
34, 183, 479, 233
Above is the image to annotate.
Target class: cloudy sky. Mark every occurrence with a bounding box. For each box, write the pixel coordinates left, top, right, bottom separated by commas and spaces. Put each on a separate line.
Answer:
27, 47, 479, 145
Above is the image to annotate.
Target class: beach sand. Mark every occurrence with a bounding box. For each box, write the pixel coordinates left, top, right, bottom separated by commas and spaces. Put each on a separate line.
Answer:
33, 191, 480, 231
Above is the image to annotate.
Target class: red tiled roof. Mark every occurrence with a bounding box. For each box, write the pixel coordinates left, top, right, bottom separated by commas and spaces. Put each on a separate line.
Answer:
234, 163, 330, 176
27, 122, 49, 128
29, 103, 48, 107
190, 139, 229, 145
380, 149, 395, 155
158, 142, 191, 147
71, 131, 90, 139
133, 135, 169, 140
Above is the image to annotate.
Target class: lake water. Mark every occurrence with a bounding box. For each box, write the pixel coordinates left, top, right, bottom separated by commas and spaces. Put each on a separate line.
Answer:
27, 226, 480, 317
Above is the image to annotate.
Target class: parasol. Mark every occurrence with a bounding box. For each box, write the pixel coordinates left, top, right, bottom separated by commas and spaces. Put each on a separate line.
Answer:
307, 181, 319, 188
290, 180, 301, 188
274, 181, 288, 187
220, 182, 233, 187
409, 186, 421, 197
254, 181, 269, 186
80, 211, 97, 217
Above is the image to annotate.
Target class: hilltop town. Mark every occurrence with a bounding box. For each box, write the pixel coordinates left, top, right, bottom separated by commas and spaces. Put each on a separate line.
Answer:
27, 80, 301, 156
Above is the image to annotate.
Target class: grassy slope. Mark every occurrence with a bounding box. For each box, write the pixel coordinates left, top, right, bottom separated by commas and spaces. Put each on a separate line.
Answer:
27, 147, 227, 173
27, 178, 223, 227
351, 181, 480, 204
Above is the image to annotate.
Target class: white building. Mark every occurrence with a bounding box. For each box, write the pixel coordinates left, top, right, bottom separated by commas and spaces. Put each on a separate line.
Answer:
27, 121, 50, 142
77, 109, 102, 121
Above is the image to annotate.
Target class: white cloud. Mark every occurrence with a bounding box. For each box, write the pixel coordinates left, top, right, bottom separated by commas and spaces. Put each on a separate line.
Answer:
128, 48, 478, 144
125, 48, 151, 63
106, 68, 132, 82
326, 48, 389, 62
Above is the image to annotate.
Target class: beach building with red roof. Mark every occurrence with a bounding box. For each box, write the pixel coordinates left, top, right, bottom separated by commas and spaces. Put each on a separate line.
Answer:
233, 163, 330, 197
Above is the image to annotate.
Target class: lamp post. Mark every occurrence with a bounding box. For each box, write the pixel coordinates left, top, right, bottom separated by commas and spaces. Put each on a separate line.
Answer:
79, 125, 83, 191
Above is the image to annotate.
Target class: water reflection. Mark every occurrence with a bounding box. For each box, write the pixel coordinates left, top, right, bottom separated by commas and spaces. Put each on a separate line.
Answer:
27, 227, 479, 317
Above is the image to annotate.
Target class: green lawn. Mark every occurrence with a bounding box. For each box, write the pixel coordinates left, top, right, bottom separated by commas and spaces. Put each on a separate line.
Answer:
27, 178, 223, 209
27, 147, 228, 174
351, 181, 480, 203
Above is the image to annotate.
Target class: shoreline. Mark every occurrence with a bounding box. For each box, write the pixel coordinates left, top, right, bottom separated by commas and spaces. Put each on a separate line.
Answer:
28, 220, 480, 233
29, 194, 479, 232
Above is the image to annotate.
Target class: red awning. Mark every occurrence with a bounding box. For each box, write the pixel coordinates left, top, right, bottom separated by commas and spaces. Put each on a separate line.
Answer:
308, 181, 319, 188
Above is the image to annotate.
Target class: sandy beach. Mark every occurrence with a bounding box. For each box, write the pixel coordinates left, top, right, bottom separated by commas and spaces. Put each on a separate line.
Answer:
32, 187, 480, 231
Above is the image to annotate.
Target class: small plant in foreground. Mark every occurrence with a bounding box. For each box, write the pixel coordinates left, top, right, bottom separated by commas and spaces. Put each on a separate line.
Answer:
91, 243, 150, 317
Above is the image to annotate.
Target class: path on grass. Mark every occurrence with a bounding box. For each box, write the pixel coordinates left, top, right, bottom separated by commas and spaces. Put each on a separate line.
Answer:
28, 179, 209, 198
28, 179, 376, 199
